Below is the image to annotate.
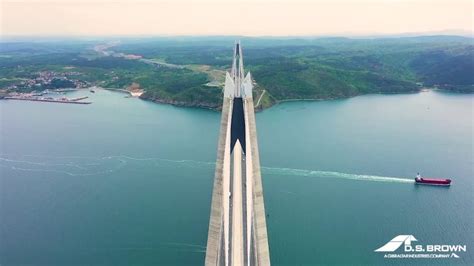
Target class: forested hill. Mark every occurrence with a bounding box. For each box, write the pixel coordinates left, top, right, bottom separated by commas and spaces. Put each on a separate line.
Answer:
1, 36, 473, 109
114, 36, 474, 108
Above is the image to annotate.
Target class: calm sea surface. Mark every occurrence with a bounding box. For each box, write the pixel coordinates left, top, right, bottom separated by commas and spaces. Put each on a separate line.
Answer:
0, 89, 472, 265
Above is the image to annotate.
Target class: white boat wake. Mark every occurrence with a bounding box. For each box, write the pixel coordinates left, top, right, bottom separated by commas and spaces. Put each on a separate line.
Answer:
261, 166, 414, 183
0, 154, 413, 183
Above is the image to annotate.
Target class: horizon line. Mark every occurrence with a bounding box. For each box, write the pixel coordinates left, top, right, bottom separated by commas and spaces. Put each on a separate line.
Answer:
1, 31, 473, 40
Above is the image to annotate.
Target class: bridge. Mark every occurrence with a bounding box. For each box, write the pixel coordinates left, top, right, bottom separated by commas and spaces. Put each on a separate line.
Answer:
205, 42, 271, 266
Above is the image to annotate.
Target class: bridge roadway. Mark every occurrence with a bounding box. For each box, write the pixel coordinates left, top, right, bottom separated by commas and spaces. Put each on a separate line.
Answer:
205, 42, 270, 266
205, 97, 270, 266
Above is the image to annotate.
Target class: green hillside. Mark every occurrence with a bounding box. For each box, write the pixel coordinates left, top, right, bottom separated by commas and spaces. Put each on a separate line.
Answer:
1, 36, 472, 109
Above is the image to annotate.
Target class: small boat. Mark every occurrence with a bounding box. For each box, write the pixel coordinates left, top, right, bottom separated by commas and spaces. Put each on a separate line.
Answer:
90, 89, 95, 93
415, 173, 451, 186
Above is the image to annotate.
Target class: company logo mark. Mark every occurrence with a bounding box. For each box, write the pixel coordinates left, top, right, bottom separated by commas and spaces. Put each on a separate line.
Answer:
375, 235, 417, 252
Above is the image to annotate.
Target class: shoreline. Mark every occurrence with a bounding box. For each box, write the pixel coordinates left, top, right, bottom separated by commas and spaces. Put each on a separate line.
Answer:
139, 96, 222, 111
102, 88, 144, 97
139, 87, 473, 112
138, 90, 421, 112
3, 87, 471, 112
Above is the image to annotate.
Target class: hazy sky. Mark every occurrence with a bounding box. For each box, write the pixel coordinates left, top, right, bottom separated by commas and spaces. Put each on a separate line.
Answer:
1, 0, 472, 36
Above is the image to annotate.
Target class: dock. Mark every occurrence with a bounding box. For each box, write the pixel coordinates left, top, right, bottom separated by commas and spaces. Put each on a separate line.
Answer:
70, 96, 89, 102
4, 96, 92, 104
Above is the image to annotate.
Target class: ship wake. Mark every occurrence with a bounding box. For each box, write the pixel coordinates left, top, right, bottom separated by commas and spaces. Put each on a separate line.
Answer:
1, 154, 414, 183
262, 166, 414, 183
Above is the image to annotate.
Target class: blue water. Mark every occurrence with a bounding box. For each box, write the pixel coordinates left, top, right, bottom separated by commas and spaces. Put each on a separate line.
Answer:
0, 89, 472, 265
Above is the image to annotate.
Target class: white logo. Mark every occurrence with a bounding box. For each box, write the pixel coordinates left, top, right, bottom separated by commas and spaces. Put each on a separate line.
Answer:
375, 235, 417, 252
375, 235, 467, 259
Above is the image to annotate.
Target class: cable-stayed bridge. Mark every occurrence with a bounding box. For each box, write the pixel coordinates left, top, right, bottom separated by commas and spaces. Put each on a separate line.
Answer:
205, 42, 270, 266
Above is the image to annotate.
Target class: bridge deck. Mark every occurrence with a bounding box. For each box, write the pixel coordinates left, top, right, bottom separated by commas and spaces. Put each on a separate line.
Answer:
205, 42, 270, 266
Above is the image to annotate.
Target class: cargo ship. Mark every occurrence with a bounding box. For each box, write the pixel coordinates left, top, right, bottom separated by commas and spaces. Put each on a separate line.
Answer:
415, 173, 451, 186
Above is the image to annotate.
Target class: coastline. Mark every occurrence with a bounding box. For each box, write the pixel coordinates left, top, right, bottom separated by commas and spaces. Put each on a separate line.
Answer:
102, 87, 144, 97
139, 95, 222, 111
141, 87, 474, 112
136, 89, 423, 112
3, 87, 471, 112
